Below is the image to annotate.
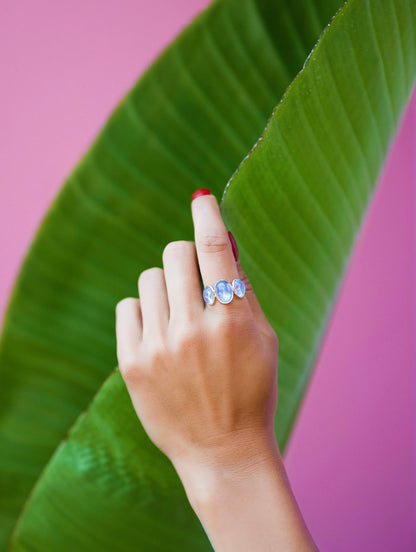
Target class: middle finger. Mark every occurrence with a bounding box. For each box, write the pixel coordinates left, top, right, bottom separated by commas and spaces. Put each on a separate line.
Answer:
191, 190, 246, 309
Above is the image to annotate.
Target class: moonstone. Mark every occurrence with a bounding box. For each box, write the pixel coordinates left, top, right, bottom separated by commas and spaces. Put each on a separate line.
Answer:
203, 285, 215, 305
215, 280, 233, 304
232, 278, 246, 298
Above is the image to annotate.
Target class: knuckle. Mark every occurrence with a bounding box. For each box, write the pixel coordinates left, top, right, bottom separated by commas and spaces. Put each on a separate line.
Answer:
238, 315, 256, 340
213, 313, 236, 338
173, 325, 200, 354
198, 232, 229, 254
212, 307, 255, 341
119, 353, 141, 382
146, 338, 168, 366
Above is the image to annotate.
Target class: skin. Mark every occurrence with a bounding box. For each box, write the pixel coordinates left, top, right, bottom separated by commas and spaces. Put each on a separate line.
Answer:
115, 192, 318, 551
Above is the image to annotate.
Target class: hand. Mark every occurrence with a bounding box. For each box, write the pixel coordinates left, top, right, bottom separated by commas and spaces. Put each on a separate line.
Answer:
115, 189, 279, 478
115, 189, 317, 551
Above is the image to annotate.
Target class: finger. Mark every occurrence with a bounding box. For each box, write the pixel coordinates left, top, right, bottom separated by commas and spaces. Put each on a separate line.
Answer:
138, 267, 169, 340
115, 297, 143, 365
191, 192, 246, 310
162, 240, 204, 324
235, 259, 273, 333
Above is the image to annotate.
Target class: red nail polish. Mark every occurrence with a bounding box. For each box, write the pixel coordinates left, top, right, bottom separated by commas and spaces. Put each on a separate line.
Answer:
192, 188, 211, 200
228, 231, 239, 262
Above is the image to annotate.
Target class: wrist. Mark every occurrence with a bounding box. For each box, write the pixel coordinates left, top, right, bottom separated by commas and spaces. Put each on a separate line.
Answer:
171, 431, 318, 552
171, 428, 282, 512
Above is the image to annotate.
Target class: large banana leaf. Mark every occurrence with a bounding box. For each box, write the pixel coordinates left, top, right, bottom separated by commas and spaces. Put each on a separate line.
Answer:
1, 0, 416, 549
0, 0, 345, 545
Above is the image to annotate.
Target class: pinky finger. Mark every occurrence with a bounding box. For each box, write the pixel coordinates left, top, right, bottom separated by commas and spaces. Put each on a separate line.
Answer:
115, 297, 143, 367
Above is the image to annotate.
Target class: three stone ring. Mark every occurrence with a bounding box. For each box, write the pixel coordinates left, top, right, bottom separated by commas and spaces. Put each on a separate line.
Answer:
203, 278, 246, 305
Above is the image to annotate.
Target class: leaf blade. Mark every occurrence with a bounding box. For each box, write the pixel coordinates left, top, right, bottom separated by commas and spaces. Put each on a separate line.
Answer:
3, 0, 416, 548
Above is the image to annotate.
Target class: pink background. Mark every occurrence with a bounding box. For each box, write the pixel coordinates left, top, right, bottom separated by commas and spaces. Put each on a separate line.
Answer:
1, 1, 414, 550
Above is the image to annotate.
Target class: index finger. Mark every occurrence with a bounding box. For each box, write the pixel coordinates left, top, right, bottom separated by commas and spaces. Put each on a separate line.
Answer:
191, 189, 242, 306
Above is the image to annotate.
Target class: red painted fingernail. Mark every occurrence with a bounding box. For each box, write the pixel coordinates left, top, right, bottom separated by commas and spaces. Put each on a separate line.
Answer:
228, 231, 239, 262
192, 188, 211, 200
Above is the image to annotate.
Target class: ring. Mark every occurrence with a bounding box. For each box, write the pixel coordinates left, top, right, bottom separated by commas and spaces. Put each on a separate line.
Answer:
203, 279, 246, 305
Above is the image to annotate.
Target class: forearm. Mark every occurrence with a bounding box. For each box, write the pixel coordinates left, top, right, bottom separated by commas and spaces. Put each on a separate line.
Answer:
173, 436, 318, 552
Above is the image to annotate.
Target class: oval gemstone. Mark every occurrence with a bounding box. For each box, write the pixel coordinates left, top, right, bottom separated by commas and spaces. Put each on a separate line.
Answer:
232, 278, 246, 298
215, 280, 233, 304
203, 285, 215, 305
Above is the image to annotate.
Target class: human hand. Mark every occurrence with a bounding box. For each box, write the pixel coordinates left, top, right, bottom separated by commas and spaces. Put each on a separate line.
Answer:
115, 189, 318, 551
115, 188, 279, 494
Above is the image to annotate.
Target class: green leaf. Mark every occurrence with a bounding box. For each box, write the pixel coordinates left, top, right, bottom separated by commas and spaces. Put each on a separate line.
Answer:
8, 371, 211, 551
0, 0, 346, 545
221, 0, 416, 443
1, 0, 416, 549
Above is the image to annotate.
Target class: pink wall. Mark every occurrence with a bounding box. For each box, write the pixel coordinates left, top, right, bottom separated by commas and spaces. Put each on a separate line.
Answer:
285, 94, 416, 550
1, 1, 414, 550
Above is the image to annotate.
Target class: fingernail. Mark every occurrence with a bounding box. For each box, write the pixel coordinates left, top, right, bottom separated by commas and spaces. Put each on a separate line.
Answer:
192, 188, 211, 200
228, 231, 239, 261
